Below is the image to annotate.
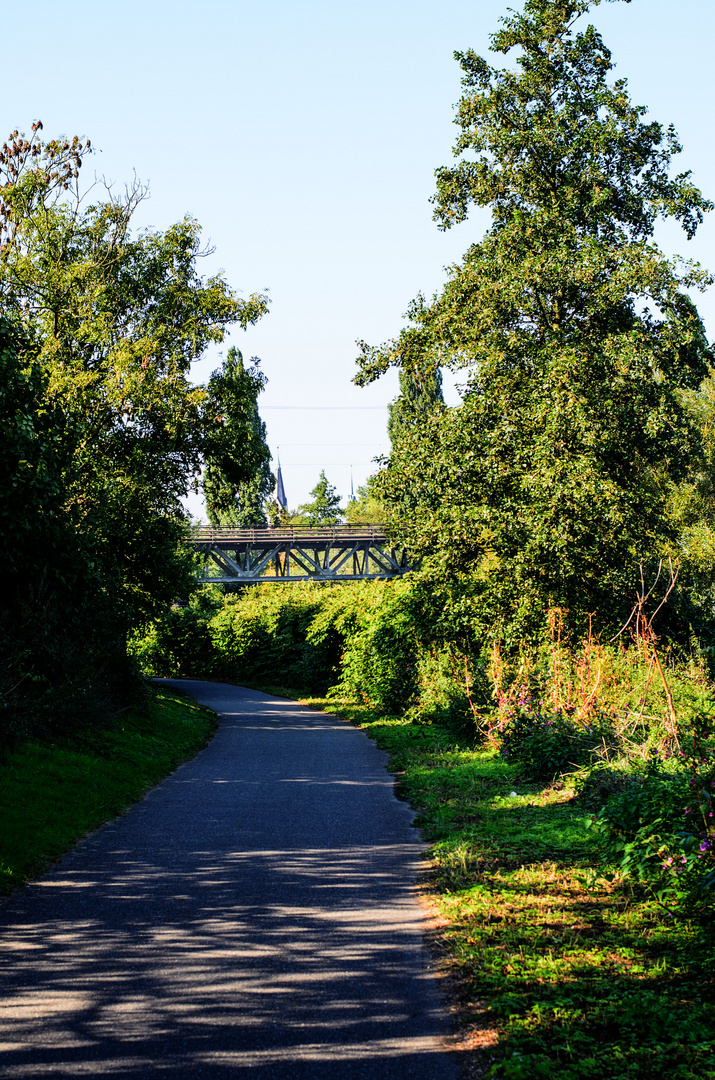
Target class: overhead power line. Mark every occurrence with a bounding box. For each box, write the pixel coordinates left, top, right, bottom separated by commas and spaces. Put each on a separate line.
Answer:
273, 442, 388, 447
274, 462, 380, 467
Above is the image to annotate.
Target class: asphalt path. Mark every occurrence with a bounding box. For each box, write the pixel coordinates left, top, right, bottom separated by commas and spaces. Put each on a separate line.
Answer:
0, 680, 457, 1078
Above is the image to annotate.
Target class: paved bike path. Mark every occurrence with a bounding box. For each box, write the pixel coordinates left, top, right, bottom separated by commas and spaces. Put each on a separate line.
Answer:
0, 681, 457, 1078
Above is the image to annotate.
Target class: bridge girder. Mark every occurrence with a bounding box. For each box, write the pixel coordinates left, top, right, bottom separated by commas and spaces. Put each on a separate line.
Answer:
189, 526, 412, 585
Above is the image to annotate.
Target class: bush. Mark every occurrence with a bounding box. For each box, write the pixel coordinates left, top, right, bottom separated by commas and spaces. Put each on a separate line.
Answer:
208, 584, 328, 689
335, 580, 419, 713
589, 711, 715, 918
129, 587, 223, 679
131, 578, 433, 713
573, 761, 637, 810
408, 647, 488, 738
498, 705, 615, 782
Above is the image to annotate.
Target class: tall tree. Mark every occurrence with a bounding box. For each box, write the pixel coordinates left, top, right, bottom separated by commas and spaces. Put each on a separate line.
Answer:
388, 366, 445, 446
203, 347, 274, 528
0, 125, 269, 732
295, 471, 343, 525
356, 0, 712, 642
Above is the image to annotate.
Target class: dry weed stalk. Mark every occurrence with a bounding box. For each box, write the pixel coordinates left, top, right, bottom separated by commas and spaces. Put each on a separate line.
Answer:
487, 560, 682, 747
611, 559, 680, 748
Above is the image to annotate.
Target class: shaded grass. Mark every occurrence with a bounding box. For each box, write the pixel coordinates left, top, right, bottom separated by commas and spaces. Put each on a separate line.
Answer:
266, 684, 715, 1080
0, 686, 217, 895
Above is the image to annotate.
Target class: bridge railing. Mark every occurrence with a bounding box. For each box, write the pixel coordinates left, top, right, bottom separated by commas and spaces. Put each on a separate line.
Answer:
191, 525, 389, 544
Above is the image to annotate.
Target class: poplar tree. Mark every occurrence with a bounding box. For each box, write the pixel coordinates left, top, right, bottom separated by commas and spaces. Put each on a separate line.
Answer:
357, 0, 712, 641
387, 366, 445, 446
203, 347, 274, 528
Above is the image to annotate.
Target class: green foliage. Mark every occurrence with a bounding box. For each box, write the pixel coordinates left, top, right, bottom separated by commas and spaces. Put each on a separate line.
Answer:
410, 646, 484, 734
498, 707, 614, 782
387, 365, 444, 446
590, 710, 715, 917
128, 588, 223, 679
293, 470, 343, 525
332, 581, 420, 712
203, 347, 274, 527
0, 315, 130, 738
0, 125, 269, 735
209, 584, 338, 690
356, 0, 712, 643
664, 373, 715, 634
134, 578, 437, 716
343, 481, 384, 524
0, 317, 67, 569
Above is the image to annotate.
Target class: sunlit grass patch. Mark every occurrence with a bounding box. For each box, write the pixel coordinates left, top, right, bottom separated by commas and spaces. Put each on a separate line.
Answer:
437, 864, 715, 1078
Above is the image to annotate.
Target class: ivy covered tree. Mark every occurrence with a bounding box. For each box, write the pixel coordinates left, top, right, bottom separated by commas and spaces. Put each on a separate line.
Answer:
203, 347, 274, 528
357, 0, 712, 643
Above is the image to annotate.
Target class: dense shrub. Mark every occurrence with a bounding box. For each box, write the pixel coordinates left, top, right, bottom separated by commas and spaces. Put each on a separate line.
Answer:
129, 588, 222, 679
590, 711, 715, 918
209, 584, 336, 691
334, 581, 419, 712
132, 579, 425, 710
498, 705, 615, 782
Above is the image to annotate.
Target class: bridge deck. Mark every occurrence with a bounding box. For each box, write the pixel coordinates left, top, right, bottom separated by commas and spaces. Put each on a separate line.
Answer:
189, 525, 410, 585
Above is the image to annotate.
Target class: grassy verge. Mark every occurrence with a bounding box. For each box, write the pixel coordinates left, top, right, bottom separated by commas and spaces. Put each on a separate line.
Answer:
260, 684, 715, 1080
0, 686, 217, 895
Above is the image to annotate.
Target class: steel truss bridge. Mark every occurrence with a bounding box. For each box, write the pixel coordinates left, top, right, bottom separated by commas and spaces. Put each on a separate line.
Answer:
190, 525, 412, 586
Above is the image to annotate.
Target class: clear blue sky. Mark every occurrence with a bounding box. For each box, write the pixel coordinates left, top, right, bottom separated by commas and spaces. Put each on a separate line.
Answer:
4, 1, 715, 513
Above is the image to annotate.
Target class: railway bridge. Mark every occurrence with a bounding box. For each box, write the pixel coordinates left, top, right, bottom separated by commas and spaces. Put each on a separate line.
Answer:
189, 525, 413, 585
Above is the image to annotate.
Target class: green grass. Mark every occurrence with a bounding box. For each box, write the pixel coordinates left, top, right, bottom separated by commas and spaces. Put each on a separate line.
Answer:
0, 686, 217, 894
268, 686, 715, 1080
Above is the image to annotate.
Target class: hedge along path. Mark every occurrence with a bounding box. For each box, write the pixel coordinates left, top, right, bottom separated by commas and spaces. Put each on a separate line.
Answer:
0, 680, 457, 1080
